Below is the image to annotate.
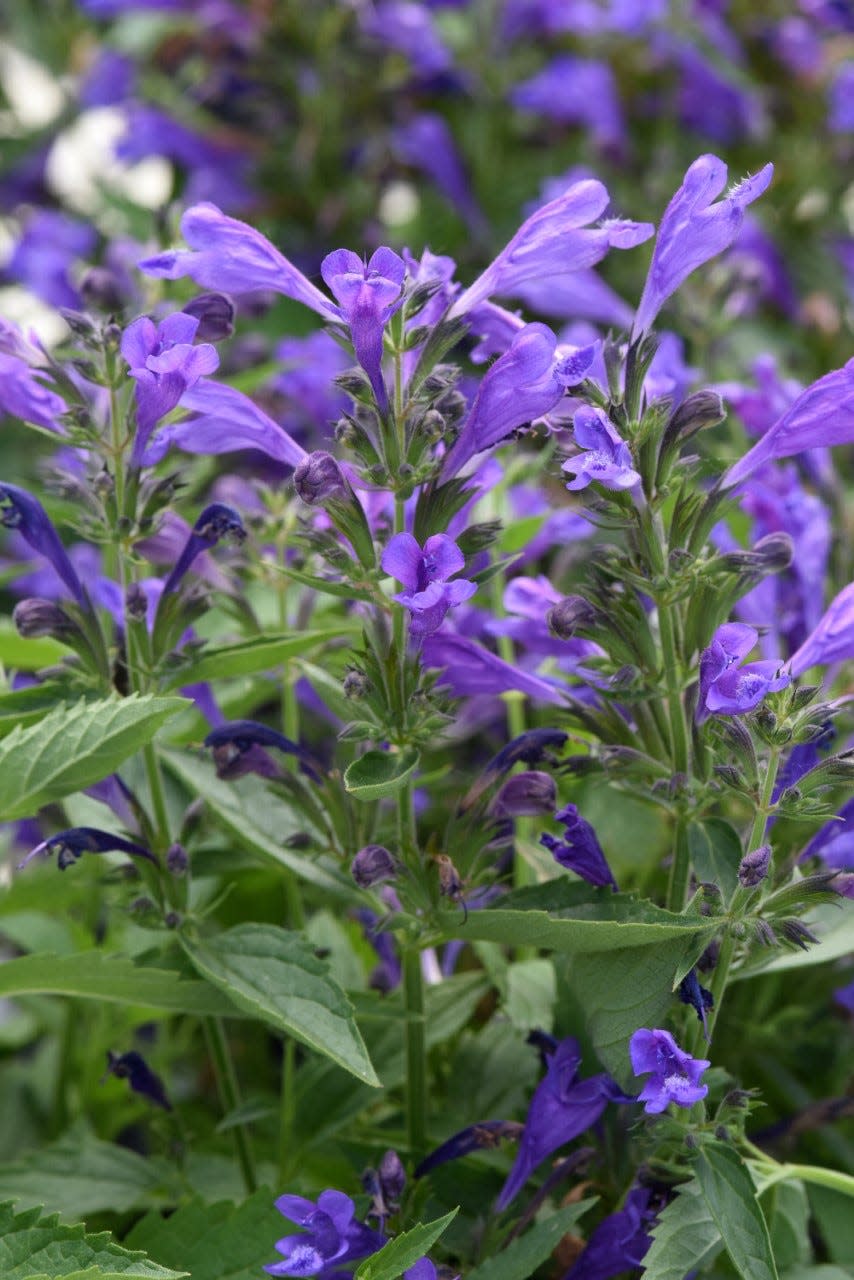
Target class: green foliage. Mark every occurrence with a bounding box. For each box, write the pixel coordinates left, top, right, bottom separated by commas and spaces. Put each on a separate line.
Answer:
181, 923, 380, 1084
0, 696, 187, 821
694, 1145, 778, 1280
688, 818, 744, 900
465, 1201, 598, 1280
162, 626, 357, 687
0, 1200, 186, 1280
354, 1209, 458, 1280
0, 1132, 167, 1219
343, 747, 421, 800
126, 1191, 283, 1280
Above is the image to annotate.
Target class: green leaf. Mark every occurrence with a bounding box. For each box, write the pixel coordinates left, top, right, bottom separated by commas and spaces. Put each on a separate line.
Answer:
643, 1176, 723, 1280
688, 818, 743, 899
570, 935, 707, 1084
0, 620, 70, 670
161, 750, 350, 895
498, 515, 545, 554
465, 1201, 597, 1280
163, 627, 356, 687
439, 886, 716, 953
504, 959, 556, 1034
0, 1200, 186, 1280
344, 748, 420, 800
695, 1145, 778, 1280
809, 1184, 854, 1263
125, 1190, 283, 1280
0, 695, 187, 821
0, 1131, 166, 1219
354, 1210, 458, 1280
182, 923, 379, 1085
0, 950, 241, 1018
732, 902, 854, 982
764, 1180, 811, 1271
0, 683, 67, 736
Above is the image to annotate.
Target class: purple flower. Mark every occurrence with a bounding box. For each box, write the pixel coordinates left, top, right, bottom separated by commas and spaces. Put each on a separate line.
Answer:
392, 113, 484, 232
497, 1037, 631, 1209
204, 721, 321, 782
161, 503, 245, 597
79, 50, 135, 107
320, 248, 405, 413
264, 1190, 385, 1277
629, 1028, 710, 1113
121, 312, 219, 464
722, 358, 854, 489
677, 969, 714, 1040
4, 210, 96, 310
116, 105, 252, 211
421, 631, 563, 703
103, 1050, 171, 1111
491, 771, 557, 818
562, 407, 641, 492
351, 844, 398, 888
697, 623, 790, 721
139, 203, 339, 318
829, 62, 854, 132
540, 803, 617, 889
415, 1120, 523, 1177
0, 483, 88, 609
18, 827, 156, 872
441, 324, 570, 479
633, 155, 774, 338
799, 795, 854, 870
789, 583, 854, 676
143, 380, 307, 469
510, 56, 624, 149
449, 180, 652, 319
382, 532, 476, 637
0, 353, 67, 433
561, 1183, 655, 1280
675, 46, 762, 145
360, 2, 452, 76
294, 453, 347, 506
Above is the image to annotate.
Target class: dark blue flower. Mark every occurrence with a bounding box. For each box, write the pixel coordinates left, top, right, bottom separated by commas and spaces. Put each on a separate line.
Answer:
104, 1050, 172, 1110
0, 483, 89, 609
18, 827, 157, 872
560, 1183, 655, 1280
415, 1120, 523, 1178
678, 969, 714, 1040
161, 503, 245, 597
540, 805, 617, 890
264, 1190, 385, 1278
204, 721, 322, 782
497, 1037, 632, 1209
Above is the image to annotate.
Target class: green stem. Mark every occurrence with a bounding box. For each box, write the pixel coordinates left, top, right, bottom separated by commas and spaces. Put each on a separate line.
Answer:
403, 946, 427, 1157
277, 1037, 297, 1187
205, 1018, 257, 1195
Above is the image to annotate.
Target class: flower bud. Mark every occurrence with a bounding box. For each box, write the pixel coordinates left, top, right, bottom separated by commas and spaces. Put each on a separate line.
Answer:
13, 597, 76, 639
378, 1149, 406, 1205
294, 451, 347, 505
547, 594, 598, 640
419, 409, 446, 440
343, 669, 371, 698
753, 532, 795, 572
126, 582, 148, 621
166, 842, 189, 876
80, 267, 130, 313
738, 844, 771, 887
665, 390, 726, 444
351, 844, 398, 888
490, 771, 556, 818
182, 292, 236, 342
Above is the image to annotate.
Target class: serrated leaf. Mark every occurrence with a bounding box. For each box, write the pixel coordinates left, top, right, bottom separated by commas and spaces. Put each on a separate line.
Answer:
465, 1200, 597, 1280
0, 1199, 186, 1280
0, 683, 67, 736
688, 818, 743, 899
695, 1145, 778, 1280
0, 1132, 166, 1219
125, 1190, 282, 1280
438, 884, 716, 953
343, 748, 420, 800
354, 1209, 458, 1280
182, 923, 379, 1085
0, 950, 241, 1017
643, 1176, 723, 1280
0, 695, 187, 821
163, 627, 356, 687
160, 750, 350, 895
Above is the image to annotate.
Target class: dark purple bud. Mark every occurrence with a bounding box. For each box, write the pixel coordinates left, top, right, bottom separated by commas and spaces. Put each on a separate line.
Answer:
378, 1149, 406, 1205
459, 729, 568, 813
351, 844, 398, 889
166, 842, 189, 876
436, 855, 465, 919
415, 1120, 522, 1178
125, 581, 148, 621
12, 597, 76, 639
80, 266, 130, 313
547, 595, 598, 640
204, 720, 322, 782
490, 771, 557, 818
0, 483, 88, 609
678, 968, 715, 1041
753, 918, 777, 946
161, 503, 245, 597
104, 1050, 172, 1110
738, 844, 771, 888
754, 532, 795, 572
294, 451, 347, 505
664, 389, 725, 447
182, 292, 235, 342
18, 826, 157, 871
343, 669, 371, 698
780, 918, 819, 950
